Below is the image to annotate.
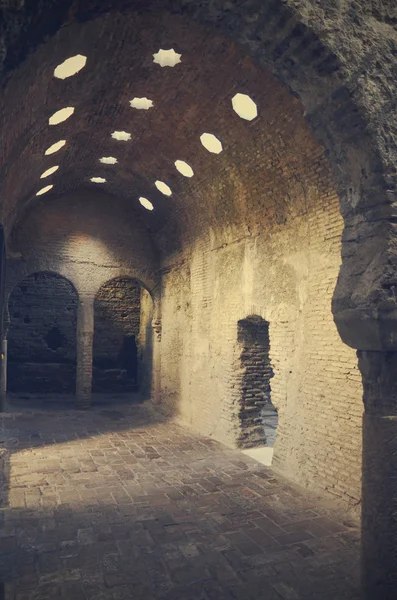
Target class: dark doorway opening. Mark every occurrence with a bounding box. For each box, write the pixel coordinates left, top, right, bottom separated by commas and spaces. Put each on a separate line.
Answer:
237, 315, 278, 449
7, 272, 77, 394
93, 278, 141, 393
119, 335, 138, 380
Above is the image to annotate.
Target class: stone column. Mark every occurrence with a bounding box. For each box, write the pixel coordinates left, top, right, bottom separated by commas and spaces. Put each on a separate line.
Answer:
358, 351, 397, 600
152, 315, 161, 405
0, 338, 7, 412
76, 298, 94, 408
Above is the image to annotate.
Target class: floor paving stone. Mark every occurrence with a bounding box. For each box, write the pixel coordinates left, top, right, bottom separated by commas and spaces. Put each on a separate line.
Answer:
0, 396, 360, 599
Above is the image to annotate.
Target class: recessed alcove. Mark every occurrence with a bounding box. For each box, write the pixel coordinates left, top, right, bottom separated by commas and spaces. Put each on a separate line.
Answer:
7, 272, 77, 394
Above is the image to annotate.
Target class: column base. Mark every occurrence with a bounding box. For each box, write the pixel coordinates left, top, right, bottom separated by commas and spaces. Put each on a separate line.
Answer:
362, 412, 397, 600
77, 396, 91, 410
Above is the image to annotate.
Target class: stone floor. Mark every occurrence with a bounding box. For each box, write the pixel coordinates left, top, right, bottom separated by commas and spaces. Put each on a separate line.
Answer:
0, 397, 360, 600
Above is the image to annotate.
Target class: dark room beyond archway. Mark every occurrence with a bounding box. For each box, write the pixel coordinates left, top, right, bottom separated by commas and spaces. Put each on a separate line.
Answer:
92, 277, 153, 394
7, 272, 77, 394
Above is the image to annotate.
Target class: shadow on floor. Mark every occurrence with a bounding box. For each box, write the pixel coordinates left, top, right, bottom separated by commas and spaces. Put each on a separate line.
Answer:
0, 401, 360, 599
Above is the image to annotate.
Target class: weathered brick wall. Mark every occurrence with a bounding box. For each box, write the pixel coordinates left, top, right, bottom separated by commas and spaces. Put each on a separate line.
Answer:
7, 190, 159, 296
160, 187, 362, 506
7, 190, 159, 397
93, 278, 141, 392
8, 272, 77, 393
159, 73, 363, 506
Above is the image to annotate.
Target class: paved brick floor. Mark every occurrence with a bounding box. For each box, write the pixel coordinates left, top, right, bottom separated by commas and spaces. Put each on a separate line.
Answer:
0, 398, 360, 599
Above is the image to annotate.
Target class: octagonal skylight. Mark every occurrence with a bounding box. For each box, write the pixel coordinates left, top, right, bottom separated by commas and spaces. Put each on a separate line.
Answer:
232, 93, 258, 121
130, 97, 154, 110
45, 140, 66, 155
175, 160, 194, 178
91, 177, 106, 183
40, 165, 59, 179
36, 184, 53, 196
111, 131, 131, 141
139, 197, 154, 211
155, 180, 172, 196
153, 49, 182, 67
54, 55, 87, 79
49, 107, 75, 125
200, 133, 223, 154
99, 156, 118, 165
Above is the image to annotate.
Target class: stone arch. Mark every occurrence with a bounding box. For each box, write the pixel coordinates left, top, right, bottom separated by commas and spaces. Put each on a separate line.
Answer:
0, 1, 394, 351
92, 276, 154, 395
0, 2, 396, 595
7, 271, 78, 395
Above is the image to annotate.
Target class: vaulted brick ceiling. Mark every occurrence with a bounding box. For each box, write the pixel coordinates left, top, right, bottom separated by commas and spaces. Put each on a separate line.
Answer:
1, 9, 329, 256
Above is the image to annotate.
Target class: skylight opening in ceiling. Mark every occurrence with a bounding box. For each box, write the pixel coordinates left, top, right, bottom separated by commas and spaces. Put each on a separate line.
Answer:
130, 97, 154, 110
54, 55, 87, 79
232, 93, 258, 121
44, 140, 66, 155
40, 165, 59, 178
175, 160, 194, 177
139, 197, 154, 211
111, 131, 131, 141
99, 157, 118, 164
36, 184, 53, 196
155, 180, 172, 196
200, 133, 223, 154
49, 107, 75, 125
153, 49, 182, 67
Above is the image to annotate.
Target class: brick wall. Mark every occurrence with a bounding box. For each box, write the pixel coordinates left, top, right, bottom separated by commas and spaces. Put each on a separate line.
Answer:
160, 187, 362, 506
8, 272, 77, 393
158, 71, 363, 507
7, 190, 159, 398
93, 278, 141, 392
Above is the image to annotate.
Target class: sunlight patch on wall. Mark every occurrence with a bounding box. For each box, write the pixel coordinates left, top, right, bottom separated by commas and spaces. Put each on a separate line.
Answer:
155, 180, 172, 196
130, 97, 154, 110
153, 49, 182, 67
139, 197, 154, 211
40, 165, 59, 179
54, 55, 87, 79
45, 140, 66, 155
99, 157, 118, 165
200, 133, 223, 154
232, 93, 258, 121
36, 184, 53, 196
111, 131, 131, 141
175, 160, 194, 177
49, 107, 75, 125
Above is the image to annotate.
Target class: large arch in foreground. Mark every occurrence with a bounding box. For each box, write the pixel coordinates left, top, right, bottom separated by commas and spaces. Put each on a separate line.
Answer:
0, 2, 396, 597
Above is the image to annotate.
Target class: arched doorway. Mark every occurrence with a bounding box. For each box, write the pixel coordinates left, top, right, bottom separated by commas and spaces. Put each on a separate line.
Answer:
92, 277, 153, 394
237, 315, 277, 450
7, 272, 77, 394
